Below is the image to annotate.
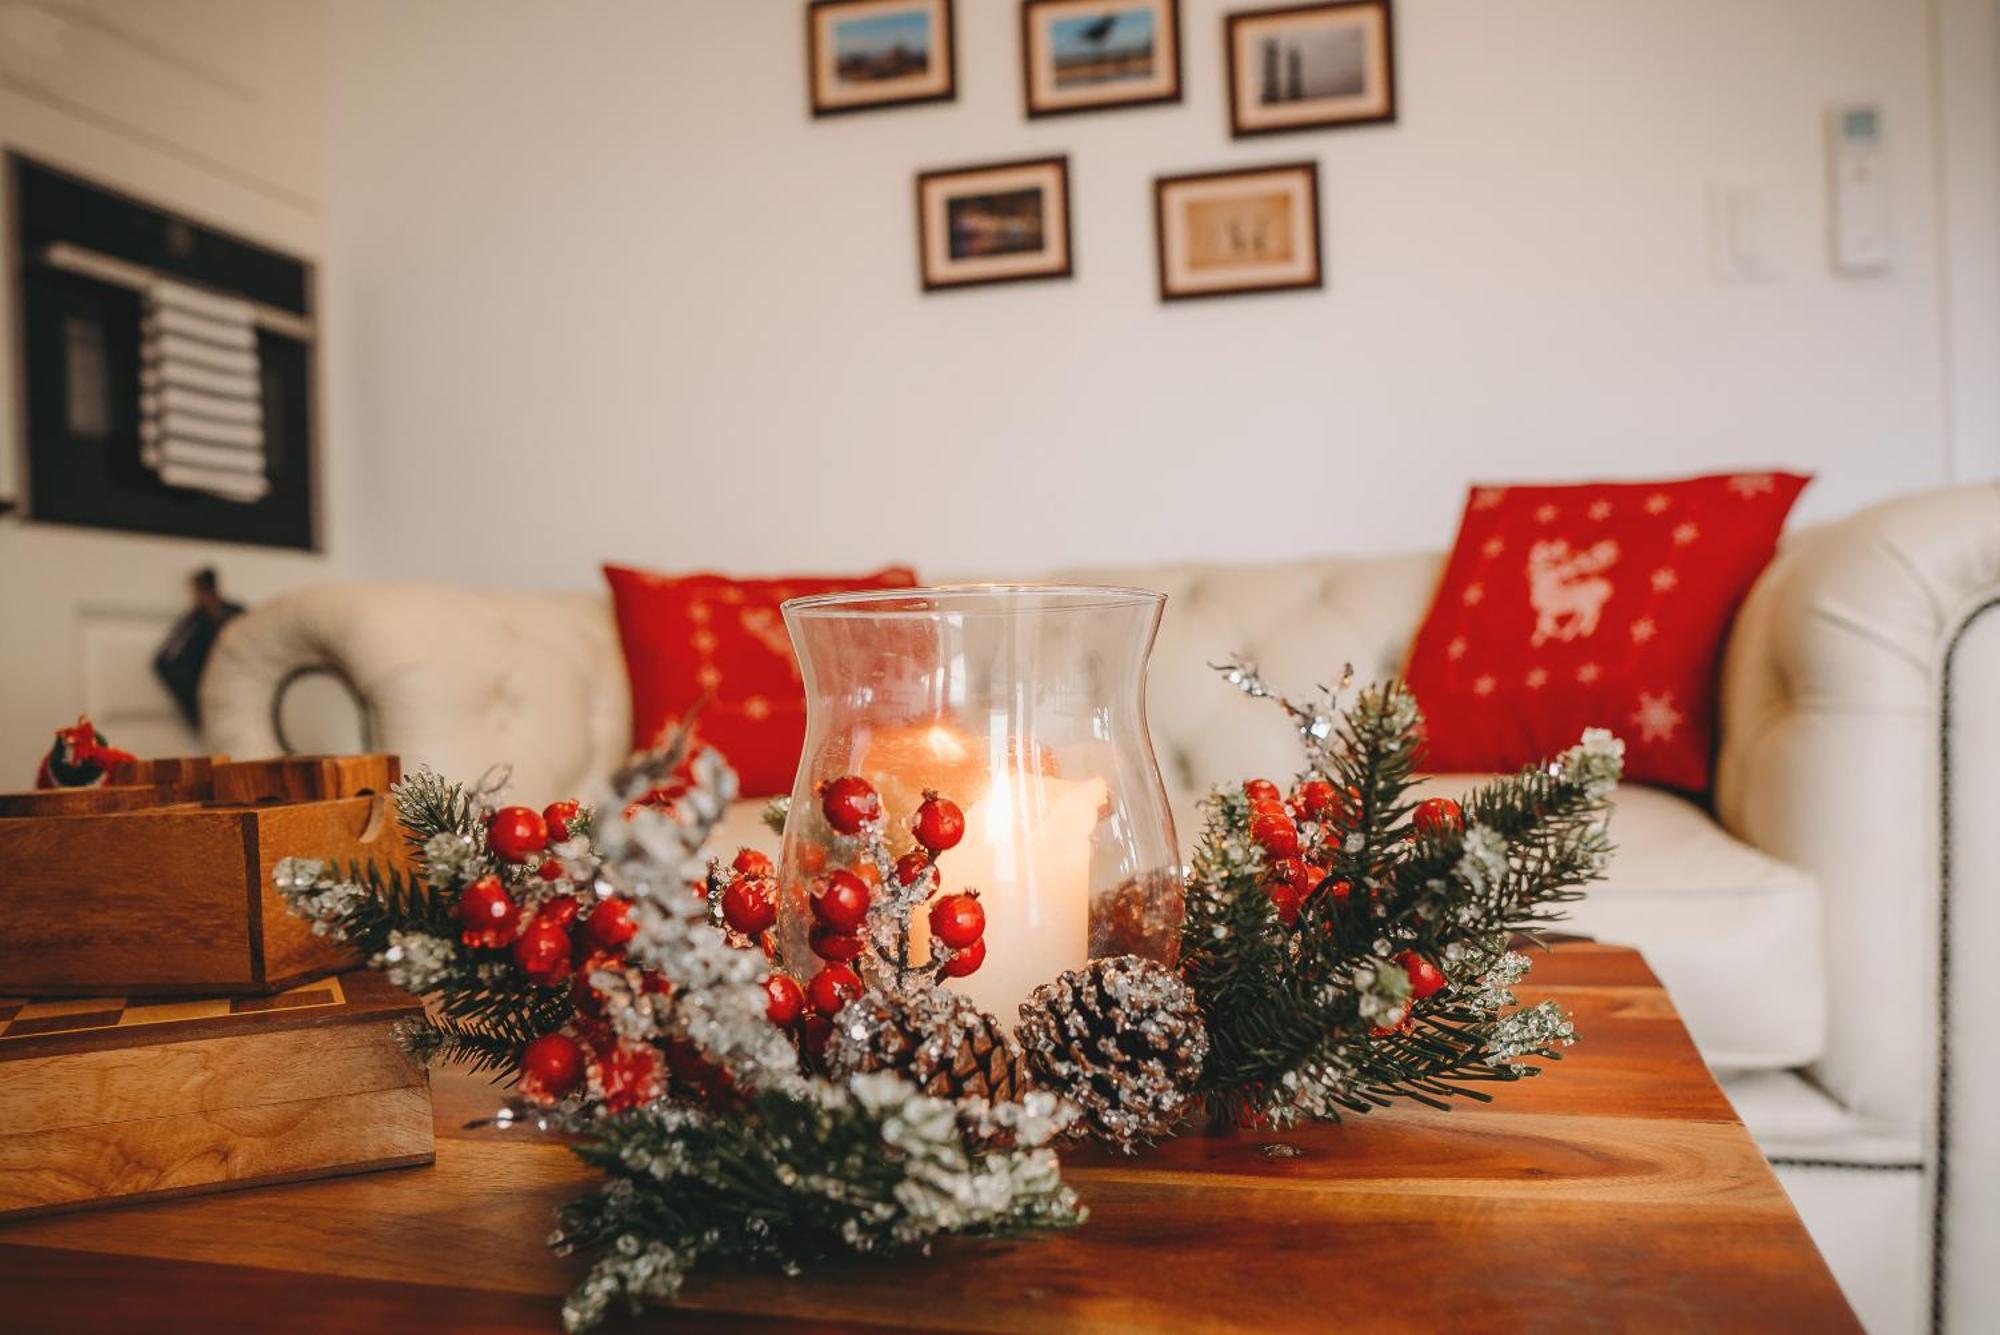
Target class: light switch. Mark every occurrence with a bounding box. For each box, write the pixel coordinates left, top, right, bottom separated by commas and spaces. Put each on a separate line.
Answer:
1709, 184, 1777, 284
1830, 104, 1890, 274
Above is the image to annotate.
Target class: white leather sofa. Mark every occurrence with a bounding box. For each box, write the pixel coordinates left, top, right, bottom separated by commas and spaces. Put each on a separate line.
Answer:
202, 482, 2000, 1333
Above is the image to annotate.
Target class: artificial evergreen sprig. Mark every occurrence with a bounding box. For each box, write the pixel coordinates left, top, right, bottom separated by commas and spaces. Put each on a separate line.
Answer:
1182, 666, 1622, 1127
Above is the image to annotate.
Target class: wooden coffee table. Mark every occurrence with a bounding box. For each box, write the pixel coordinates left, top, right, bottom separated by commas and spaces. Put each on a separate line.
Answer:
0, 942, 1858, 1332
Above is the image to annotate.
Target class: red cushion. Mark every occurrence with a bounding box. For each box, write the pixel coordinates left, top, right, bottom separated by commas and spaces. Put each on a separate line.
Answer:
603, 564, 918, 797
1404, 472, 1808, 792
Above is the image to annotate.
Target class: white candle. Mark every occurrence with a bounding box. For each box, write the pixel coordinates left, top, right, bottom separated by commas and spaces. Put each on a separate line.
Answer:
861, 723, 1104, 1017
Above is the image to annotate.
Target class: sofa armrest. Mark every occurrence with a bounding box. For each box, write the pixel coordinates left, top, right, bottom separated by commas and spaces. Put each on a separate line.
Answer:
200, 583, 631, 805
1716, 482, 2000, 1329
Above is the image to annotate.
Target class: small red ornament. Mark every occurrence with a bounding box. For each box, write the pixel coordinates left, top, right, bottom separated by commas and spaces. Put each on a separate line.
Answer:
538, 858, 568, 883
810, 923, 864, 962
513, 916, 572, 985
584, 897, 637, 949
807, 963, 863, 1015
457, 874, 520, 948
928, 892, 985, 950
1243, 779, 1282, 803
1412, 797, 1464, 837
721, 876, 777, 936
487, 805, 549, 862
764, 972, 806, 1027
543, 799, 582, 843
940, 936, 986, 978
1249, 810, 1301, 857
1400, 950, 1447, 999
593, 1040, 665, 1112
894, 850, 938, 893
519, 1032, 586, 1101
1267, 880, 1305, 927
1327, 878, 1354, 903
732, 848, 775, 878
911, 791, 966, 854
819, 775, 881, 836
809, 868, 872, 930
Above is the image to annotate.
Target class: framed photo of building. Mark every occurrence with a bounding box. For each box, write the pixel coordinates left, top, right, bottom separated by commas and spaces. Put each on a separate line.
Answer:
1021, 0, 1182, 118
1154, 160, 1322, 301
1225, 1, 1395, 137
916, 156, 1074, 292
808, 0, 956, 117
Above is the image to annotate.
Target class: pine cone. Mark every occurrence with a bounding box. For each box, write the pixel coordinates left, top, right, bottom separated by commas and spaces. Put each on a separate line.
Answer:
1016, 955, 1208, 1153
825, 985, 1024, 1104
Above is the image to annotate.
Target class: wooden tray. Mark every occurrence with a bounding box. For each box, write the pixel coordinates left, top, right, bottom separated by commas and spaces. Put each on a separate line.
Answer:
0, 969, 433, 1219
0, 755, 413, 996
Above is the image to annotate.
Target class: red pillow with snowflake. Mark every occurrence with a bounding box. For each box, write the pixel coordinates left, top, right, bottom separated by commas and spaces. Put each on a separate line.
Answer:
604, 564, 919, 798
1404, 473, 1808, 792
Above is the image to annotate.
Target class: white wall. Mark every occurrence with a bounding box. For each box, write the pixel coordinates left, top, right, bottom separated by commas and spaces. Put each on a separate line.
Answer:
323, 0, 1959, 593
0, 0, 336, 778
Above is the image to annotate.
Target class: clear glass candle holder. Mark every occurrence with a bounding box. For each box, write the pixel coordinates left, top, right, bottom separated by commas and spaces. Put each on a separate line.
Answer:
777, 585, 1182, 1018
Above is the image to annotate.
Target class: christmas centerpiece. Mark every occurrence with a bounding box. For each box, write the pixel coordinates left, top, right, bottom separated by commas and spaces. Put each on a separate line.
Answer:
272, 644, 1621, 1327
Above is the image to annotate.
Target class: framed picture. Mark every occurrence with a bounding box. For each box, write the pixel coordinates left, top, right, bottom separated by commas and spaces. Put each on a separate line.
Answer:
1021, 0, 1182, 118
916, 156, 1074, 292
1154, 160, 1322, 301
808, 0, 956, 117
1225, 1, 1395, 137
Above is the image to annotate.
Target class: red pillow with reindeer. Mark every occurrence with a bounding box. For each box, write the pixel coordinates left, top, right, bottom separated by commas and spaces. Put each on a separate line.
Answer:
604, 564, 918, 798
1404, 472, 1808, 792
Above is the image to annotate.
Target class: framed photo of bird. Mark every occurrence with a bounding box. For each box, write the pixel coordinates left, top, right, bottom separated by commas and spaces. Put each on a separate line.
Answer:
1225, 0, 1395, 138
1022, 0, 1182, 118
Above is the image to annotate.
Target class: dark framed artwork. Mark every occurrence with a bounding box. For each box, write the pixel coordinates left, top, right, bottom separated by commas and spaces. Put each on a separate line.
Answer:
1021, 0, 1182, 118
9, 154, 318, 549
808, 0, 957, 117
1225, 0, 1396, 138
1154, 160, 1322, 301
916, 156, 1074, 292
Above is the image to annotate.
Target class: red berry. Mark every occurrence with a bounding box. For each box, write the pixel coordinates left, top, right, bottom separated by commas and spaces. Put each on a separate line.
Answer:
1299, 864, 1330, 895
1400, 950, 1447, 999
928, 892, 985, 950
571, 949, 624, 1017
819, 775, 881, 836
1267, 855, 1309, 891
732, 848, 774, 878
940, 936, 986, 978
513, 916, 572, 985
1243, 779, 1282, 803
1413, 797, 1463, 837
1327, 878, 1353, 903
894, 850, 939, 894
542, 799, 582, 843
487, 806, 549, 862
807, 963, 863, 1015
538, 896, 581, 931
803, 1013, 834, 1057
519, 1032, 585, 1100
810, 868, 872, 930
1293, 779, 1348, 823
763, 973, 805, 1027
538, 858, 567, 883
810, 923, 865, 962
1267, 880, 1305, 927
584, 897, 637, 949
1250, 810, 1301, 857
911, 791, 966, 854
457, 875, 520, 948
721, 876, 777, 936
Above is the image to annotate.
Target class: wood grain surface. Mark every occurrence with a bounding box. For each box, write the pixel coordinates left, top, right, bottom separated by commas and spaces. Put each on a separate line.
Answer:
0, 943, 1858, 1333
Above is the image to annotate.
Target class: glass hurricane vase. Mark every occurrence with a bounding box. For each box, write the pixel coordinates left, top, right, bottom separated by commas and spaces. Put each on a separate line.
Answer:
777, 585, 1182, 1019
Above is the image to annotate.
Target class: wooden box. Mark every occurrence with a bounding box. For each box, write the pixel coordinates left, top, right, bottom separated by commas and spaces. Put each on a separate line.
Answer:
0, 755, 411, 996
0, 969, 434, 1218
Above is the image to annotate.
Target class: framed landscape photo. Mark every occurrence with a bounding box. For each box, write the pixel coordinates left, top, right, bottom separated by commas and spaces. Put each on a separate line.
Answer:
1154, 160, 1322, 301
808, 0, 956, 117
916, 155, 1073, 292
1225, 0, 1395, 137
1021, 0, 1182, 118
